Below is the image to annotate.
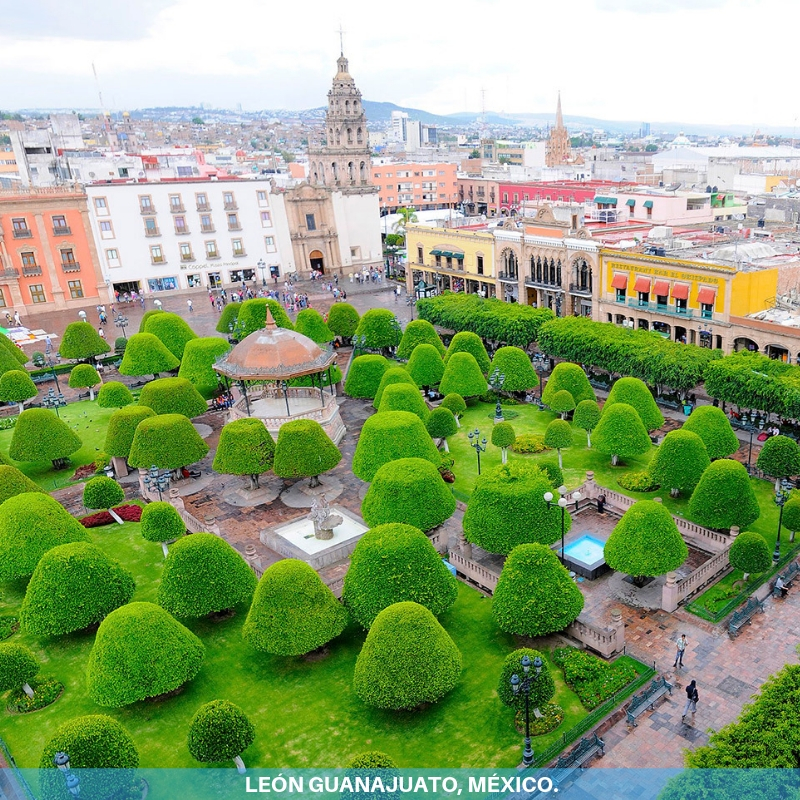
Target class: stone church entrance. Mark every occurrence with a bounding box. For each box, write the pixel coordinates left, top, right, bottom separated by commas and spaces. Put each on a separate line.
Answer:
309, 250, 325, 273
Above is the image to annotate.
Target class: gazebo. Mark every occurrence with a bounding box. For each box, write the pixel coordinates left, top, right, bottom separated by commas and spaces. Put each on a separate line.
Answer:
214, 310, 346, 444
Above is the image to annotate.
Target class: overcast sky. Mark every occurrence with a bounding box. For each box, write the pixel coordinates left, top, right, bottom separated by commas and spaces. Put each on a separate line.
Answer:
1, 0, 796, 129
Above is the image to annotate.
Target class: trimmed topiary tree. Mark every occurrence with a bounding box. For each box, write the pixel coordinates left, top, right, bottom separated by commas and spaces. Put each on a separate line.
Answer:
59, 321, 111, 361
353, 601, 462, 710
0, 348, 23, 381
0, 465, 44, 505
396, 319, 445, 359
729, 530, 771, 581
541, 362, 596, 406
538, 458, 564, 490
215, 302, 242, 334
444, 331, 490, 373
140, 500, 186, 558
681, 405, 740, 460
144, 311, 198, 360
103, 405, 156, 460
757, 435, 800, 493
343, 523, 457, 628
128, 413, 210, 471
20, 542, 135, 636
603, 376, 664, 431
573, 399, 601, 447
548, 389, 575, 419
327, 302, 360, 341
0, 333, 28, 365
0, 369, 37, 413
354, 309, 402, 350
361, 457, 456, 531
119, 332, 180, 379
544, 418, 573, 468
784, 498, 800, 543
492, 543, 584, 636
0, 643, 39, 699
9, 408, 82, 469
649, 429, 710, 497
213, 418, 275, 490
158, 533, 257, 618
462, 462, 568, 555
489, 347, 537, 392
344, 354, 390, 399
346, 752, 398, 769
178, 337, 230, 399
352, 411, 440, 482
187, 699, 255, 773
497, 648, 556, 716
438, 351, 488, 398
406, 343, 445, 389
243, 559, 348, 656
427, 406, 457, 451
373, 366, 418, 409
440, 393, 466, 427
378, 382, 429, 421
604, 500, 689, 585
137, 376, 208, 418
689, 459, 761, 531
138, 308, 164, 333
592, 402, 651, 466
68, 363, 101, 400
237, 298, 294, 337
97, 380, 134, 408
491, 421, 516, 464
83, 476, 126, 524
294, 308, 334, 343
87, 601, 205, 707
272, 418, 341, 487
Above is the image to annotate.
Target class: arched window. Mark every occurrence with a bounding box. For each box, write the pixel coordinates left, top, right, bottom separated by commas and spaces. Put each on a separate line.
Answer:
347, 128, 353, 144
556, 259, 562, 285
345, 100, 350, 114
359, 161, 367, 182
348, 161, 355, 181
536, 256, 542, 282
332, 162, 339, 182
502, 249, 518, 279
335, 128, 341, 145
357, 127, 363, 144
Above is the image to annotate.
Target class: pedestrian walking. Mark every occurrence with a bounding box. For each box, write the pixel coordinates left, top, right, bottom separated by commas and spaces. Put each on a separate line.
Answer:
673, 634, 687, 668
187, 299, 194, 313
98, 326, 105, 339
681, 680, 699, 722
13, 310, 21, 326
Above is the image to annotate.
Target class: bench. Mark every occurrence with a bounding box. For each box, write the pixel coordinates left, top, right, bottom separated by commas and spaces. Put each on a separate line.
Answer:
551, 734, 605, 786
657, 399, 682, 411
625, 677, 673, 727
772, 561, 800, 599
728, 596, 765, 637
31, 373, 54, 385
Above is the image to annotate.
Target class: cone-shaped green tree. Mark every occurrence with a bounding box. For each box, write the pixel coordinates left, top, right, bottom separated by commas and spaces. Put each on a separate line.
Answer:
491, 421, 516, 464
544, 418, 573, 469
541, 362, 596, 406
215, 302, 242, 334
406, 343, 445, 389
294, 308, 334, 343
158, 533, 257, 618
548, 389, 576, 419
729, 531, 771, 581
213, 418, 275, 490
59, 321, 111, 360
603, 377, 664, 431
427, 407, 457, 451
119, 332, 180, 378
489, 347, 537, 392
757, 435, 800, 493
87, 601, 205, 707
784, 498, 800, 543
143, 311, 198, 360
272, 418, 341, 487
463, 462, 568, 555
604, 500, 688, 585
327, 302, 360, 340
538, 459, 564, 490
138, 309, 164, 333
237, 299, 293, 337
0, 369, 37, 413
352, 411, 440, 481
681, 405, 740, 460
178, 337, 230, 399
689, 459, 761, 531
243, 559, 348, 656
0, 333, 28, 365
373, 366, 418, 409
497, 648, 556, 714
353, 601, 462, 710
492, 543, 584, 636
103, 405, 156, 459
343, 523, 458, 628
377, 382, 429, 421
593, 402, 651, 466
444, 331, 490, 373
649, 429, 710, 497
20, 542, 135, 637
573, 399, 601, 447
0, 643, 39, 698
354, 309, 402, 350
439, 351, 488, 398
97, 380, 134, 408
361, 457, 456, 531
140, 501, 185, 558
0, 465, 44, 505
187, 700, 255, 773
68, 363, 101, 400
9, 408, 82, 469
0, 347, 23, 380
344, 354, 390, 399
83, 476, 125, 523
396, 319, 445, 359
137, 376, 208, 418
440, 393, 466, 427
128, 414, 210, 471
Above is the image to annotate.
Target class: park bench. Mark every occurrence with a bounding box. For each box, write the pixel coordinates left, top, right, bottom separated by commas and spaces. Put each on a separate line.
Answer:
625, 677, 673, 727
31, 373, 54, 385
728, 596, 765, 637
551, 734, 605, 786
657, 398, 683, 411
772, 561, 800, 599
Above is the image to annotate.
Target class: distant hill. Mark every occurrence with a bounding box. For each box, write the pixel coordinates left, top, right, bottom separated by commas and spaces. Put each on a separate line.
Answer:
358, 101, 519, 127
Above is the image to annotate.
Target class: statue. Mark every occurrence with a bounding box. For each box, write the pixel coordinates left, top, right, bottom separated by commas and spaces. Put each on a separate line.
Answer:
307, 494, 342, 540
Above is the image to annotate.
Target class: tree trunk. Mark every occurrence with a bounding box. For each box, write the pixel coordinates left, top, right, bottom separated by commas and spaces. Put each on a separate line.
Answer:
776, 478, 782, 493
443, 439, 449, 453
22, 682, 34, 699
670, 487, 680, 498
742, 572, 750, 582
791, 530, 796, 543
454, 416, 461, 428
161, 541, 170, 559
586, 431, 592, 448
561, 412, 567, 420
632, 575, 647, 588
309, 475, 320, 488
558, 449, 563, 469
249, 473, 260, 490
233, 756, 246, 774
501, 447, 507, 464
89, 388, 95, 401
16, 402, 25, 414
109, 508, 125, 525
611, 454, 619, 466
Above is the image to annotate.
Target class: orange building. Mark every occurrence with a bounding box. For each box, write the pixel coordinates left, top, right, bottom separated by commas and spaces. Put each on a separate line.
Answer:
0, 186, 109, 318
372, 162, 459, 212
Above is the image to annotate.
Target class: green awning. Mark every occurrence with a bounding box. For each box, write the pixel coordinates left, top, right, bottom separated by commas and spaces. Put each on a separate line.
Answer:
626, 199, 636, 207
441, 251, 465, 259
430, 249, 446, 256
595, 196, 617, 205
643, 200, 654, 209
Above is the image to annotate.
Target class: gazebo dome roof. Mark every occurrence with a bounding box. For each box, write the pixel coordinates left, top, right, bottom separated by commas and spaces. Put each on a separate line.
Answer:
214, 310, 337, 381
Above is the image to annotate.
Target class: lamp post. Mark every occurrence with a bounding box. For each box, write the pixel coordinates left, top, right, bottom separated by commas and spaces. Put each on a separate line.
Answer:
489, 367, 506, 422
773, 479, 792, 564
468, 428, 488, 475
257, 258, 267, 287
510, 654, 543, 767
406, 295, 417, 320
390, 317, 403, 352
114, 314, 129, 340
44, 350, 62, 391
42, 387, 67, 418
544, 485, 582, 565
78, 310, 87, 322
532, 353, 548, 406
143, 465, 170, 501
53, 752, 81, 797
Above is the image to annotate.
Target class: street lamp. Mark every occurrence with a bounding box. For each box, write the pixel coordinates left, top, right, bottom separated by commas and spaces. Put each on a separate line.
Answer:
257, 258, 267, 287
114, 314, 129, 340
406, 296, 417, 320
44, 348, 62, 391
42, 388, 67, 417
544, 485, 582, 565
53, 752, 81, 797
468, 428, 488, 475
143, 465, 170, 501
773, 479, 792, 564
532, 353, 548, 406
510, 654, 543, 767
78, 310, 87, 322
489, 367, 506, 421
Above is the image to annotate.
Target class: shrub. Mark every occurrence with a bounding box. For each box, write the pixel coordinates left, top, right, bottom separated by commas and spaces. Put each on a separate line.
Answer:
137, 376, 208, 418
353, 601, 462, 710
272, 419, 341, 485
729, 531, 772, 577
327, 302, 360, 339
604, 500, 689, 580
20, 542, 135, 637
548, 389, 575, 418
462, 462, 567, 554
68, 364, 101, 399
294, 308, 334, 343
346, 752, 398, 769
138, 309, 164, 333
541, 362, 596, 406
439, 351, 488, 398
0, 348, 22, 381
406, 343, 445, 388
343, 523, 457, 628
0, 643, 39, 695
617, 470, 660, 492
115, 337, 127, 354
510, 433, 550, 454
784, 498, 800, 537
158, 533, 257, 617
0, 369, 37, 411
187, 700, 255, 767
648, 429, 710, 497
97, 380, 134, 408
544, 419, 573, 468
440, 393, 466, 421
538, 458, 563, 489
443, 331, 490, 373
757, 435, 800, 491
489, 347, 537, 392
592, 403, 651, 465
59, 321, 110, 360
140, 501, 186, 545
0, 333, 28, 365
0, 493, 89, 581
373, 366, 417, 408
237, 298, 294, 337
103, 405, 156, 459
215, 302, 242, 334
128, 413, 210, 470
0, 465, 43, 505
87, 601, 204, 706
354, 309, 402, 350
492, 543, 584, 636
426, 407, 457, 443
689, 459, 760, 531
573, 399, 601, 447
491, 421, 516, 448
119, 332, 180, 377
344, 355, 390, 399
243, 559, 348, 655
396, 319, 445, 359
681, 405, 739, 460
83, 476, 125, 511
361, 457, 456, 531
604, 376, 664, 431
352, 411, 440, 481
496, 648, 555, 712
144, 312, 198, 360
80, 504, 142, 528
377, 382, 429, 421
178, 337, 230, 399
213, 418, 275, 489
9, 408, 82, 468
552, 647, 637, 710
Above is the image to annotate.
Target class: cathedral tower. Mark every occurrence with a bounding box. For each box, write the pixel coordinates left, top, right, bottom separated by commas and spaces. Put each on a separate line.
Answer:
545, 92, 572, 168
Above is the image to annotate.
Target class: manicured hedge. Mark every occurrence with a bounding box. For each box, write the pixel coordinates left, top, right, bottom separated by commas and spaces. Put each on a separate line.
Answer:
237, 298, 294, 337
140, 501, 185, 543
187, 699, 255, 764
215, 302, 242, 334
406, 343, 445, 388
178, 337, 230, 399
729, 531, 772, 576
272, 419, 341, 480
757, 435, 800, 487
573, 399, 601, 447
97, 380, 134, 408
603, 377, 664, 431
103, 405, 156, 459
543, 418, 572, 467
547, 389, 575, 417
137, 376, 208, 418
373, 366, 417, 408
489, 346, 537, 392
138, 309, 164, 333
60, 321, 111, 360
127, 413, 210, 470
681, 405, 739, 460
9, 408, 82, 466
438, 351, 488, 398
0, 370, 37, 407
327, 303, 360, 339
344, 355, 390, 399
294, 308, 334, 343
119, 333, 180, 377
440, 393, 466, 420
0, 642, 39, 692
68, 363, 101, 392
143, 311, 198, 360
541, 362, 596, 406
443, 331, 491, 373
213, 418, 275, 486
396, 319, 445, 359
553, 646, 637, 710
0, 348, 23, 380
0, 465, 44, 505
83, 476, 125, 510
689, 459, 760, 531
0, 333, 27, 365
377, 383, 429, 421
649, 429, 710, 497
427, 407, 457, 440
346, 752, 398, 769
496, 648, 555, 711
354, 309, 402, 349
592, 403, 651, 464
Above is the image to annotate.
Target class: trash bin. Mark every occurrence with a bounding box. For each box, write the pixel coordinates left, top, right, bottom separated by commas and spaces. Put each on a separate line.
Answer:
597, 495, 606, 514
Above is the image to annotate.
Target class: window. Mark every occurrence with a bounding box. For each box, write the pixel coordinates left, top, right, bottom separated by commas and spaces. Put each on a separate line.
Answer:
656, 293, 668, 307
351, 246, 361, 260
0, 288, 5, 308
195, 193, 209, 211
615, 288, 626, 303
264, 236, 276, 253
477, 255, 484, 275
229, 269, 256, 283
139, 195, 153, 213
187, 274, 202, 288
180, 243, 194, 261
67, 280, 83, 299
701, 303, 713, 320
260, 211, 272, 227
232, 239, 245, 257
199, 214, 213, 233
174, 215, 188, 234
675, 297, 687, 312
256, 190, 268, 206
223, 192, 237, 210
106, 248, 121, 267
93, 197, 108, 215
150, 245, 164, 264
205, 241, 219, 258
144, 217, 159, 236
11, 218, 30, 238
30, 284, 46, 303
176, 166, 193, 177
169, 194, 184, 212
305, 214, 316, 231
100, 220, 114, 239
52, 215, 70, 235
227, 213, 240, 230
61, 249, 76, 265
21, 252, 36, 267
148, 277, 177, 292
417, 246, 424, 263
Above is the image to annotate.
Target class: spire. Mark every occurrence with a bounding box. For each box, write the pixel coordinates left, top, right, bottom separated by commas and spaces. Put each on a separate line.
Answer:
264, 307, 277, 331
555, 91, 564, 130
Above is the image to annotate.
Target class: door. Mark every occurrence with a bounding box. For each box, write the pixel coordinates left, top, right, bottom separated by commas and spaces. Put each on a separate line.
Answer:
208, 272, 222, 289
309, 250, 324, 274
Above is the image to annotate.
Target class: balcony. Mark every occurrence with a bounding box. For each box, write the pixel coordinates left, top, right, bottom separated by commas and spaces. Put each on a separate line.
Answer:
200, 223, 215, 233
12, 229, 32, 239
61, 262, 81, 273
1, 268, 19, 278
180, 254, 195, 262
169, 204, 186, 214
232, 250, 246, 258
144, 227, 161, 237
174, 226, 190, 236
228, 223, 242, 231
525, 275, 563, 290
140, 206, 156, 215
223, 201, 238, 211
498, 272, 518, 283
569, 283, 592, 296
622, 297, 696, 319
196, 203, 211, 212
151, 257, 166, 265
205, 252, 220, 260
22, 265, 42, 277
52, 226, 71, 236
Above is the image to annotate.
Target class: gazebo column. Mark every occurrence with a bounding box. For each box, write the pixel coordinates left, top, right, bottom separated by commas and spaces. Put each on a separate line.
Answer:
317, 371, 325, 407
281, 380, 291, 416
327, 366, 334, 397
239, 380, 251, 416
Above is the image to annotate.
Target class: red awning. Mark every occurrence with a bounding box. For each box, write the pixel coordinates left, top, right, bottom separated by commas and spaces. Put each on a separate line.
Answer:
653, 280, 670, 296
611, 273, 628, 289
634, 276, 651, 293
697, 287, 717, 305
672, 283, 690, 300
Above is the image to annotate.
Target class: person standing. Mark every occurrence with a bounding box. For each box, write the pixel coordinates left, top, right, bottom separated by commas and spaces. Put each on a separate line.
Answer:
13, 310, 21, 326
681, 680, 699, 723
187, 299, 194, 313
674, 634, 687, 669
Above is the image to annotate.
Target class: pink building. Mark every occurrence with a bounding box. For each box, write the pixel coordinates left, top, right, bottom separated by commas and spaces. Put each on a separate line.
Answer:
372, 162, 459, 212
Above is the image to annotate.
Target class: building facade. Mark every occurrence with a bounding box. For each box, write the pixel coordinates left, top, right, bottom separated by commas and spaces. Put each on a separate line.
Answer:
545, 94, 572, 168
373, 162, 459, 212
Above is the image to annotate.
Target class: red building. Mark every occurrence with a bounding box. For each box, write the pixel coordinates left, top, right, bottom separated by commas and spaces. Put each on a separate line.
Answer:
496, 180, 621, 214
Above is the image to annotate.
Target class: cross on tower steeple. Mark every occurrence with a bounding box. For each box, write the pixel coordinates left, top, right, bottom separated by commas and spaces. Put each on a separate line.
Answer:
337, 23, 345, 56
